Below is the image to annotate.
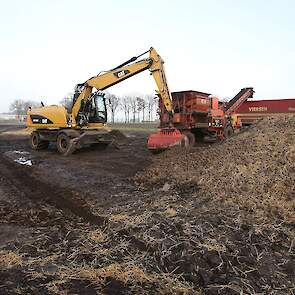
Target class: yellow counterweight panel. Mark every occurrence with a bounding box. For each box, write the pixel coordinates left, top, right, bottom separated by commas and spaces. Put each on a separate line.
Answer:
27, 105, 68, 129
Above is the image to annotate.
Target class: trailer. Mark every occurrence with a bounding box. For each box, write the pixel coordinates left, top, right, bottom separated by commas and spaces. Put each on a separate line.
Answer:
232, 98, 295, 127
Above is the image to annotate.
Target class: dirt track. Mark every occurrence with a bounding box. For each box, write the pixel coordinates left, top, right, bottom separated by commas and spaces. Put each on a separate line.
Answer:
0, 126, 157, 294
0, 126, 150, 214
0, 122, 294, 295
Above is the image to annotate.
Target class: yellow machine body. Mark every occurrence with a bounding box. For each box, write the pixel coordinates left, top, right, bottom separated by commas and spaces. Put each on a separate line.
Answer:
27, 105, 68, 129
27, 105, 105, 129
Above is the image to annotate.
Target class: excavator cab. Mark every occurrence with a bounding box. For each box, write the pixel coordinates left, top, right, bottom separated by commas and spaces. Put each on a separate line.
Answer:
90, 92, 107, 123
77, 92, 107, 125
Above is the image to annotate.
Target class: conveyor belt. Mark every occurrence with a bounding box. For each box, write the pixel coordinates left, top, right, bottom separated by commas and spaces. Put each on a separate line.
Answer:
225, 87, 254, 115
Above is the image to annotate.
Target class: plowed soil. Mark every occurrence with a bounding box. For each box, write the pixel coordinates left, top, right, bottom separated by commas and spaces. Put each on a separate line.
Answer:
0, 118, 294, 295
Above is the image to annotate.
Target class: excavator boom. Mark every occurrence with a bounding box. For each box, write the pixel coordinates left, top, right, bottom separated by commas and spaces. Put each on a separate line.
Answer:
71, 48, 174, 127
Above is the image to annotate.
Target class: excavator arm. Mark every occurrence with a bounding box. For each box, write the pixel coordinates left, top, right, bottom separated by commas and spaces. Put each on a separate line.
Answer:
71, 47, 174, 126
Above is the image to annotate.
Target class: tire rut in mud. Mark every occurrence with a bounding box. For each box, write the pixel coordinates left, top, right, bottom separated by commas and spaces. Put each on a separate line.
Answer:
0, 154, 108, 226
0, 125, 25, 134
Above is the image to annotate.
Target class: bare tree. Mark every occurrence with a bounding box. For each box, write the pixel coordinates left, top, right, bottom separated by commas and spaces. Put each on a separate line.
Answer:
136, 97, 146, 122
141, 98, 146, 122
9, 99, 40, 117
59, 92, 74, 111
130, 96, 138, 123
120, 94, 156, 123
146, 94, 156, 121
105, 93, 120, 123
121, 96, 131, 123
9, 100, 24, 117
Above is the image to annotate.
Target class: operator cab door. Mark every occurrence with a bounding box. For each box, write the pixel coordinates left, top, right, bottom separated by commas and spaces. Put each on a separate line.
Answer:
89, 92, 107, 123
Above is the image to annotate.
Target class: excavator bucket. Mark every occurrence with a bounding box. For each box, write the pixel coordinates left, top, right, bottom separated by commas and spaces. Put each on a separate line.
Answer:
63, 130, 115, 156
147, 127, 187, 151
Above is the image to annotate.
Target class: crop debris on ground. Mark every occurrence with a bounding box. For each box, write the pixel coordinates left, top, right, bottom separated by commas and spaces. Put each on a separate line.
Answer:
0, 116, 294, 294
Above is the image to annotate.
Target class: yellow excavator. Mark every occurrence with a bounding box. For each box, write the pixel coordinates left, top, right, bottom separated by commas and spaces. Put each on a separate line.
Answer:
27, 47, 185, 155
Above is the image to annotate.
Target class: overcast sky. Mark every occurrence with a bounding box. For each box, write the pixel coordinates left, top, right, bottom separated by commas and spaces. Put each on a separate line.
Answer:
0, 0, 294, 113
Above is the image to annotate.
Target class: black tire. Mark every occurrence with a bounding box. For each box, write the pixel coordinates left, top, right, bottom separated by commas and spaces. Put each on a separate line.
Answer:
224, 126, 234, 139
182, 131, 196, 147
30, 132, 49, 150
56, 133, 70, 154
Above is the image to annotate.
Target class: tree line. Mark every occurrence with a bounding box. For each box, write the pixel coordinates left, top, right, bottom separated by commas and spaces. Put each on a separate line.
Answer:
9, 99, 41, 118
9, 93, 158, 123
106, 93, 157, 123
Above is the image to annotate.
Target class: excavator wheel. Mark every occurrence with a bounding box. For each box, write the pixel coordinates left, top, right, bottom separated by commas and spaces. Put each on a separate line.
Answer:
56, 133, 71, 154
182, 131, 195, 147
30, 131, 49, 150
224, 126, 234, 139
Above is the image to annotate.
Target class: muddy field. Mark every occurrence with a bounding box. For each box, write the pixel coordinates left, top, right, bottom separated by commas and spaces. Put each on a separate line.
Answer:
0, 120, 294, 295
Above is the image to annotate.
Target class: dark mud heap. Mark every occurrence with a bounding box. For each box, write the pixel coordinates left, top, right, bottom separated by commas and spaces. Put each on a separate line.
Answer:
136, 115, 295, 224
132, 115, 295, 294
